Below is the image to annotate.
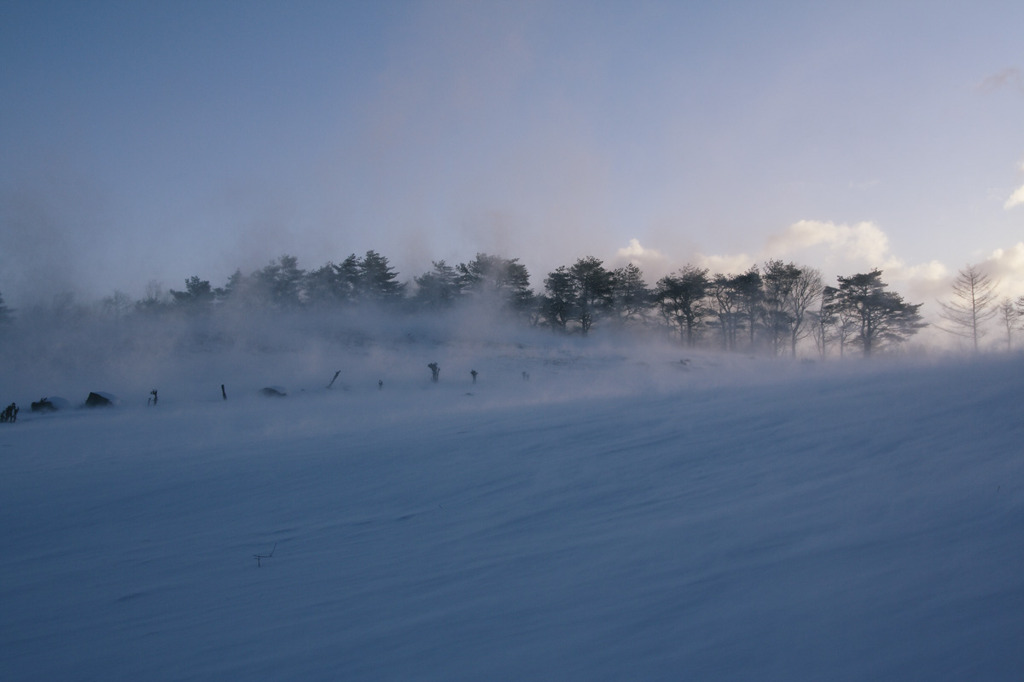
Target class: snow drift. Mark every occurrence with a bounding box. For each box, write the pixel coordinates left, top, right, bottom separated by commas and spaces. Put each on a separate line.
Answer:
1, 329, 1022, 680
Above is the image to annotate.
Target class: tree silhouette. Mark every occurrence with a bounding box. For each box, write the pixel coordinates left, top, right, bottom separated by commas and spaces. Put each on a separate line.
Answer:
937, 264, 998, 352
334, 254, 363, 303
832, 270, 926, 357
305, 262, 346, 307
135, 280, 170, 314
357, 250, 405, 303
170, 276, 215, 311
541, 266, 575, 331
654, 266, 711, 346
709, 274, 743, 351
762, 260, 822, 357
609, 263, 651, 326
732, 268, 763, 351
414, 260, 462, 309
820, 285, 860, 357
457, 253, 533, 312
997, 298, 1018, 351
254, 255, 305, 309
568, 257, 614, 335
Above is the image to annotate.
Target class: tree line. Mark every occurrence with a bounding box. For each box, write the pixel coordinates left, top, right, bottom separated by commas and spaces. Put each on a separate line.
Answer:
1, 250, 933, 357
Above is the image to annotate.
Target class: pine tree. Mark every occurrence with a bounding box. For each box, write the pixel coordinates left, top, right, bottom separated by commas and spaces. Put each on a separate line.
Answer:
610, 263, 651, 325
568, 257, 614, 335
457, 253, 533, 312
357, 251, 405, 303
541, 267, 575, 331
832, 270, 926, 357
414, 260, 462, 309
170, 276, 215, 311
653, 266, 711, 346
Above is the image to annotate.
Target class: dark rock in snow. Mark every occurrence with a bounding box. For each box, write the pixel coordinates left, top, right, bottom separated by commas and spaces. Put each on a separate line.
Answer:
31, 396, 72, 412
85, 392, 117, 408
260, 387, 287, 398
32, 398, 57, 412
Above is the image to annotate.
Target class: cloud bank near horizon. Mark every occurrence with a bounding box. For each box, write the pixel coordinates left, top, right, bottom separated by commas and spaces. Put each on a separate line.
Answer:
612, 219, 952, 302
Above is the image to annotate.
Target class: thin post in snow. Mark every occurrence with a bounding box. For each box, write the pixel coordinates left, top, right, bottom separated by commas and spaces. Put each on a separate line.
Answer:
253, 542, 276, 567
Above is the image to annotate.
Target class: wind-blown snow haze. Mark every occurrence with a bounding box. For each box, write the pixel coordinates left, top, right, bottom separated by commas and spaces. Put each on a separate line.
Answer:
1, 313, 1022, 680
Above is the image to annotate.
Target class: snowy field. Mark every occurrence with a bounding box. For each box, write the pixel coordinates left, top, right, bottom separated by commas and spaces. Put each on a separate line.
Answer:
2, 322, 1023, 681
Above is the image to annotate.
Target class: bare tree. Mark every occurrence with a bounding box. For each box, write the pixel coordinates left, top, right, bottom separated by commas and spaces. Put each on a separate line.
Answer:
787, 267, 824, 356
762, 261, 823, 356
998, 298, 1018, 351
937, 265, 998, 352
709, 274, 743, 351
820, 286, 859, 358
101, 290, 134, 319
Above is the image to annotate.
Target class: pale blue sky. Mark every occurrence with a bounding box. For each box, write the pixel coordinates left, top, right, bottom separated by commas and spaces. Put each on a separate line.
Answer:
2, 0, 1023, 306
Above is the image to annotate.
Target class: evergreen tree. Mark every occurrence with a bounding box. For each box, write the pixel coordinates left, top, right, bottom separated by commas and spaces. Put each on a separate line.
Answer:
609, 263, 651, 325
214, 269, 248, 303
333, 254, 363, 304
457, 253, 533, 312
541, 266, 575, 331
357, 250, 405, 303
170, 276, 215, 311
709, 273, 744, 351
762, 260, 799, 355
732, 268, 764, 351
305, 262, 349, 307
253, 255, 306, 309
539, 257, 614, 335
653, 266, 711, 346
414, 260, 462, 309
568, 256, 614, 335
832, 270, 926, 357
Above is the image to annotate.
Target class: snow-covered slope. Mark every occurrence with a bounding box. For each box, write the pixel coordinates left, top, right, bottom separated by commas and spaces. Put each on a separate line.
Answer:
2, 336, 1022, 680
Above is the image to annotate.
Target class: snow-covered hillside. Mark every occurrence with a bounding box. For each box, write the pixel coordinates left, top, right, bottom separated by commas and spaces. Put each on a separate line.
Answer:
2, 331, 1022, 681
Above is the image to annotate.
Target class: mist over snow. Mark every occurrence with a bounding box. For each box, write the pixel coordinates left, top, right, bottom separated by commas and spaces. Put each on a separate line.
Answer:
2, 309, 1023, 680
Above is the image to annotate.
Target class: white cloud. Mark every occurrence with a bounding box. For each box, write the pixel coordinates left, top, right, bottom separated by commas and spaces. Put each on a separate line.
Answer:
981, 243, 1024, 298
617, 223, 1024, 309
613, 238, 670, 276
881, 259, 950, 301
764, 220, 890, 263
1005, 184, 1024, 209
695, 252, 756, 276
689, 219, 952, 304
616, 238, 657, 260
985, 243, 1024, 271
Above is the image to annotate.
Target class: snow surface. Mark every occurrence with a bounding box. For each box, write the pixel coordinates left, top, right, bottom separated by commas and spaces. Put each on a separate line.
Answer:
2, 329, 1023, 681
